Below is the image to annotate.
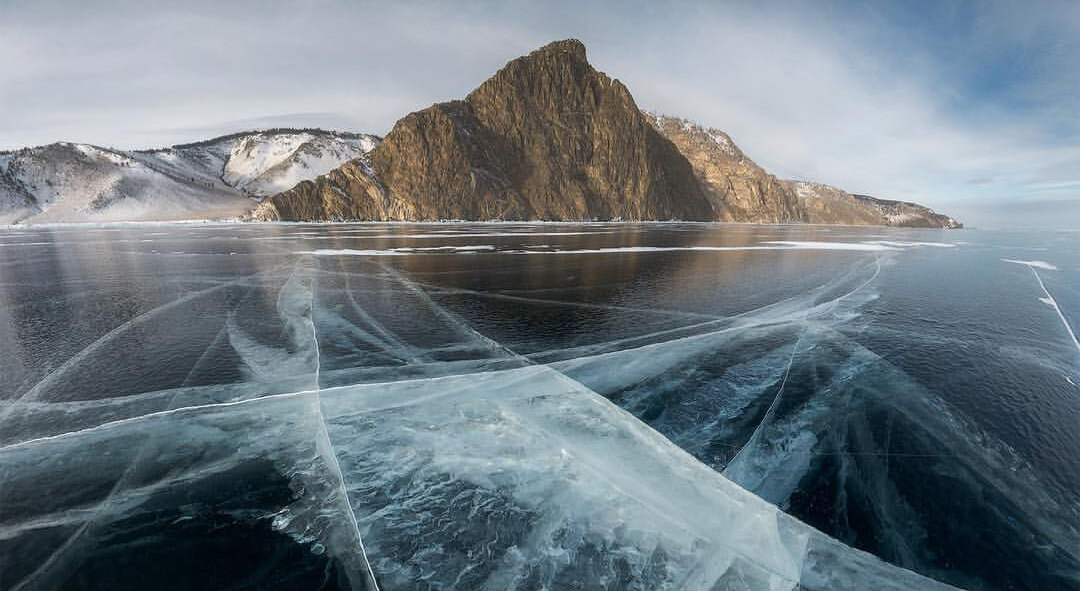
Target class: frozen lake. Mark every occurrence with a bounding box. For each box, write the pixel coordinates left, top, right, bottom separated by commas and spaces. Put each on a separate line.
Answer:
1, 223, 1077, 590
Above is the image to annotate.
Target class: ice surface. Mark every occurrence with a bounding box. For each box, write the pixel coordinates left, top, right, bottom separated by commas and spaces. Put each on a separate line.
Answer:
0, 390, 379, 590
5, 225, 1077, 589
317, 365, 957, 591
761, 241, 899, 251
308, 246, 498, 256
0, 242, 962, 590
308, 243, 908, 256
1006, 259, 1080, 357
864, 240, 957, 248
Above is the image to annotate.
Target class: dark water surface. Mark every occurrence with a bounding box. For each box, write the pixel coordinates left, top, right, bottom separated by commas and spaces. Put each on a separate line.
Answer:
0, 223, 1077, 590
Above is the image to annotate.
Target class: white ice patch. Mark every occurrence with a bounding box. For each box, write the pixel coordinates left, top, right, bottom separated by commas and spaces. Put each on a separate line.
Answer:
1002, 259, 1058, 271
393, 245, 495, 252
306, 245, 495, 256
864, 241, 957, 248
512, 243, 895, 255
759, 241, 900, 251
357, 231, 614, 238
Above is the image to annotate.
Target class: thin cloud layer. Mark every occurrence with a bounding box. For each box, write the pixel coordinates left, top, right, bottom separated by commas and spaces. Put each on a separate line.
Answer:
1, 0, 1077, 227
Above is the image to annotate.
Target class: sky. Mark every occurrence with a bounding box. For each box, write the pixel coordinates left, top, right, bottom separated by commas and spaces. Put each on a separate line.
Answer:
2, 0, 1079, 228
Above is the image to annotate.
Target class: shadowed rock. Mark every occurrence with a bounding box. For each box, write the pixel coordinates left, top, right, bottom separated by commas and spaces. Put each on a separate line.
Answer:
645, 112, 806, 223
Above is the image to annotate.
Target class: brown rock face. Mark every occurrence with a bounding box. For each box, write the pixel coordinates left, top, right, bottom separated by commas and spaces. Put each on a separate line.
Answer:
790, 181, 885, 226
852, 194, 963, 228
258, 39, 961, 228
257, 40, 713, 221
790, 181, 963, 228
254, 155, 418, 222
644, 113, 805, 223
648, 114, 963, 228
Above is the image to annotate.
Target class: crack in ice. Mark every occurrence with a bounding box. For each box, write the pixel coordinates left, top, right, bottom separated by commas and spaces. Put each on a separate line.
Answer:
1007, 260, 1080, 360
0, 263, 294, 425
1030, 268, 1080, 358
725, 327, 806, 471
302, 256, 382, 591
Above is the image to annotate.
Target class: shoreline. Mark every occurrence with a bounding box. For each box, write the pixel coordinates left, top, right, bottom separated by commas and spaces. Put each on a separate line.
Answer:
1, 218, 969, 231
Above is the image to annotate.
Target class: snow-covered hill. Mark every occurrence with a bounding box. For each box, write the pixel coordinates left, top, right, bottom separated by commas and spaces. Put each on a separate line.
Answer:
0, 129, 378, 224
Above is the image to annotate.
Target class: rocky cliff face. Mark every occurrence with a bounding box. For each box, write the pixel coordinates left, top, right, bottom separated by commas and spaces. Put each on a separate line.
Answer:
646, 115, 962, 228
853, 194, 962, 228
790, 181, 886, 226
644, 113, 805, 223
0, 159, 37, 221
2, 38, 958, 228
256, 40, 714, 222
252, 40, 961, 228
789, 182, 962, 228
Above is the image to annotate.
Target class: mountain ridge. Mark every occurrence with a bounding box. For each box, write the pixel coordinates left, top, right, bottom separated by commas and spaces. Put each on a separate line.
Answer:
255, 39, 715, 222
256, 39, 959, 228
643, 111, 807, 224
0, 129, 377, 224
1, 40, 960, 228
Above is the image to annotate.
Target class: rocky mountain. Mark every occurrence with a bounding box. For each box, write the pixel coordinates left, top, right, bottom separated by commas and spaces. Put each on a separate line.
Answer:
0, 130, 377, 224
646, 116, 962, 228
3, 39, 960, 228
852, 193, 962, 228
787, 182, 962, 227
254, 40, 714, 222
644, 112, 805, 223
789, 181, 886, 226
258, 40, 958, 228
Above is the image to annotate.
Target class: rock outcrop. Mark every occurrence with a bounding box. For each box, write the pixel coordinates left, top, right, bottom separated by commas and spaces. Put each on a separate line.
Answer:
790, 181, 887, 226
256, 40, 714, 222
789, 181, 962, 227
852, 194, 963, 228
644, 113, 805, 223
646, 115, 962, 228
260, 40, 959, 228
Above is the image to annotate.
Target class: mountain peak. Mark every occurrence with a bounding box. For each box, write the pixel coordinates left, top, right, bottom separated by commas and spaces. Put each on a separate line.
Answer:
258, 39, 713, 222
531, 38, 587, 59
466, 38, 613, 112
254, 41, 958, 227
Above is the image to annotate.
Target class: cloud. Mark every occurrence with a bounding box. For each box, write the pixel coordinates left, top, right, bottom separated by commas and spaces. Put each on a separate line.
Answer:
0, 0, 541, 147
602, 2, 1080, 223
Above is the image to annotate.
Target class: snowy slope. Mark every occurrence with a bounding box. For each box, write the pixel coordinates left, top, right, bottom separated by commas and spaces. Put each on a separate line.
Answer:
0, 129, 378, 224
222, 131, 377, 196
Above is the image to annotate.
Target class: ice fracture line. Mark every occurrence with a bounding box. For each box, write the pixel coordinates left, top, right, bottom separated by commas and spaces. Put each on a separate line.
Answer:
1029, 266, 1080, 359
307, 258, 382, 591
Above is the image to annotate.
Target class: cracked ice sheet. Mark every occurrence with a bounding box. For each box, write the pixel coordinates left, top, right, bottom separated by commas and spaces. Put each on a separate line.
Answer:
317, 364, 956, 590
0, 256, 527, 446
0, 262, 319, 445
0, 391, 377, 591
